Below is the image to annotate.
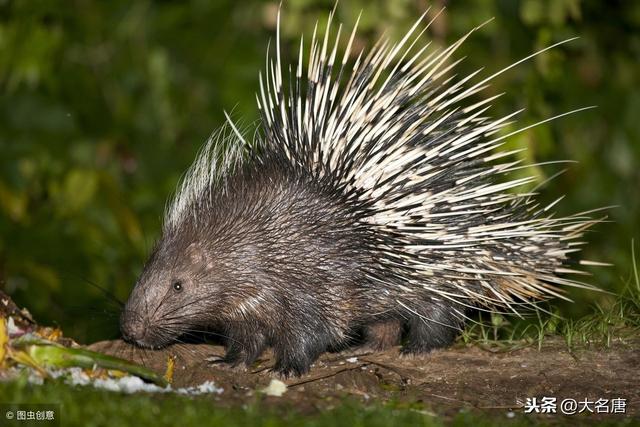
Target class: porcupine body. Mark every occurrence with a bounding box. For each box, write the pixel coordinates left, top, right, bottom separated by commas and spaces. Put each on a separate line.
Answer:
120, 9, 600, 376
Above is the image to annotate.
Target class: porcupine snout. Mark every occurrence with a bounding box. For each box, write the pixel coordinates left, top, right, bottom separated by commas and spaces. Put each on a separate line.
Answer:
120, 308, 148, 344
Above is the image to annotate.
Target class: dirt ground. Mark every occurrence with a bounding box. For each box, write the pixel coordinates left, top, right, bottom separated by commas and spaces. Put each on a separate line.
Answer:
89, 337, 640, 421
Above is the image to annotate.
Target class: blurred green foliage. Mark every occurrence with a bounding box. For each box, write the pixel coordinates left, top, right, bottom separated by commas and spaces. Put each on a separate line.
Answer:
0, 0, 638, 343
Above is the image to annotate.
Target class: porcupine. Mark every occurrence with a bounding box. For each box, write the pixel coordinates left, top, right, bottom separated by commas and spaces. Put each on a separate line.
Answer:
120, 8, 602, 377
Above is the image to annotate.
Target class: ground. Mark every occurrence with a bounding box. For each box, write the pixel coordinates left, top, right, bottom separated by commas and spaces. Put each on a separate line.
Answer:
88, 336, 639, 423
3, 287, 639, 425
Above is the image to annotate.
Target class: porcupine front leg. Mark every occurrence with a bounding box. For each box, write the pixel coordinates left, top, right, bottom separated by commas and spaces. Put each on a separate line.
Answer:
401, 302, 462, 354
271, 316, 341, 377
219, 321, 268, 368
272, 339, 321, 377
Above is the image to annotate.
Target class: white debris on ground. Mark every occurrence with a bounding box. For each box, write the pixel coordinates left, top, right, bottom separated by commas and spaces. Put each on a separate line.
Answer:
40, 367, 223, 395
346, 357, 358, 363
261, 378, 287, 397
175, 380, 223, 395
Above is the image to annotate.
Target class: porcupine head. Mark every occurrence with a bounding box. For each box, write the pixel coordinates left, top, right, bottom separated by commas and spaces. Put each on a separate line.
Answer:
121, 9, 601, 377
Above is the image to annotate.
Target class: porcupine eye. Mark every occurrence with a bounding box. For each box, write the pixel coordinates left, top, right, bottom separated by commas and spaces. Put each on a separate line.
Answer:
172, 280, 183, 293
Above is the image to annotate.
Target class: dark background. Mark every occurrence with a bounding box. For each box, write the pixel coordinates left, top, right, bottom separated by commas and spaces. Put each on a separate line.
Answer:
1, 0, 638, 343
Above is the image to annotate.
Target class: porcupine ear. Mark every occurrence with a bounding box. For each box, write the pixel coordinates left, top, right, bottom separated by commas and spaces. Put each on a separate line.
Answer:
258, 7, 607, 316
164, 122, 248, 234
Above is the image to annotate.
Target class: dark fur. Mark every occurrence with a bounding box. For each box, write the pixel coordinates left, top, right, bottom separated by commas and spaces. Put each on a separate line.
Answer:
121, 154, 462, 376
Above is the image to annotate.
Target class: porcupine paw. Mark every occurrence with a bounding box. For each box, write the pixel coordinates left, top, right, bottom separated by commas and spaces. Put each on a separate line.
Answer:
213, 329, 267, 369
272, 355, 313, 378
272, 340, 325, 378
400, 314, 461, 355
362, 319, 402, 351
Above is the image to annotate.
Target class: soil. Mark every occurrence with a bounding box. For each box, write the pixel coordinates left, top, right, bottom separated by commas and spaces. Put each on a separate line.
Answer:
88, 337, 640, 422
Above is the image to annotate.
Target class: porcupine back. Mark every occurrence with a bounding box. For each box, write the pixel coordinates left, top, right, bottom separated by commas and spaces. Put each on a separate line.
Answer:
159, 9, 603, 360
244, 9, 601, 318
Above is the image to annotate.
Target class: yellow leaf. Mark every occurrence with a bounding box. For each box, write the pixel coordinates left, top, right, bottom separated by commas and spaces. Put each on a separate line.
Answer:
164, 355, 175, 384
0, 316, 7, 365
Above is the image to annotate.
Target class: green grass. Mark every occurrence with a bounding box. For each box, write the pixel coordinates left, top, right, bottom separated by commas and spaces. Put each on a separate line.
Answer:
1, 379, 635, 427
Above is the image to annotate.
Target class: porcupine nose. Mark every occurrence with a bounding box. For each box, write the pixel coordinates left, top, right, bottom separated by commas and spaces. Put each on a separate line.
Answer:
120, 310, 147, 344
